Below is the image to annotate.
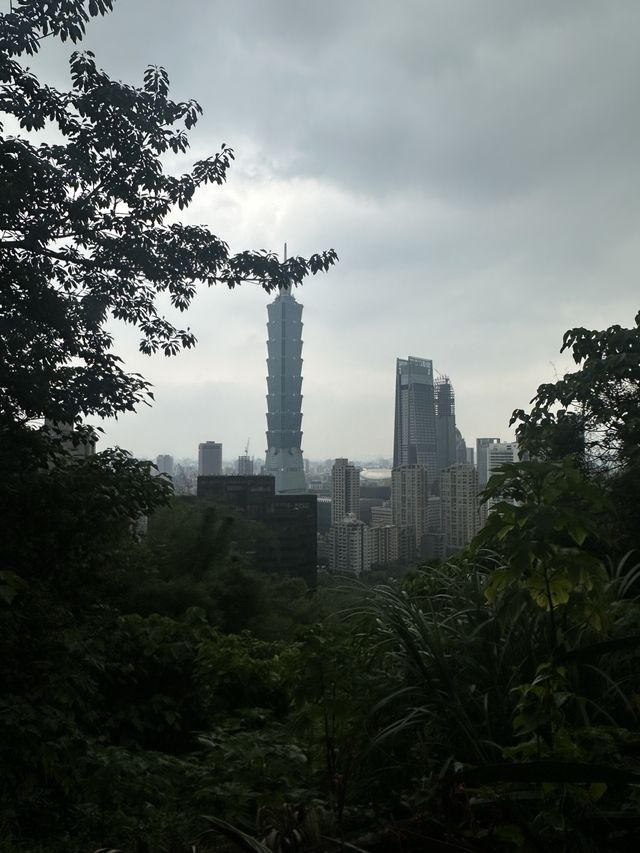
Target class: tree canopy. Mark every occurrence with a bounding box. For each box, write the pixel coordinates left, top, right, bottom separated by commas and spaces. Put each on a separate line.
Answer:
512, 312, 640, 471
0, 0, 337, 428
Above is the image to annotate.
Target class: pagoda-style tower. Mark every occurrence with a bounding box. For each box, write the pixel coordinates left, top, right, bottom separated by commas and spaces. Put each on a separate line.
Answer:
264, 284, 306, 493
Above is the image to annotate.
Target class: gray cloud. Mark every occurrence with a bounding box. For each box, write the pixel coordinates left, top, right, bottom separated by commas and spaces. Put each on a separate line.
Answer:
24, 0, 640, 459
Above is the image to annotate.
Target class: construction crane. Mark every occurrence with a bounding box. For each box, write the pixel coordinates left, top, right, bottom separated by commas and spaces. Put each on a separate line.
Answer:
244, 438, 250, 456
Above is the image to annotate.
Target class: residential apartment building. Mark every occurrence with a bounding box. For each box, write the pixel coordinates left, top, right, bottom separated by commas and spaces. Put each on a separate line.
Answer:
330, 457, 360, 524
440, 463, 482, 555
391, 464, 429, 552
329, 514, 371, 576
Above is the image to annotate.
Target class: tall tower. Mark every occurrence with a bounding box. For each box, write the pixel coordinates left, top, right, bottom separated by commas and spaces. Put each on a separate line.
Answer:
331, 458, 360, 524
393, 357, 437, 487
264, 283, 306, 494
435, 375, 457, 473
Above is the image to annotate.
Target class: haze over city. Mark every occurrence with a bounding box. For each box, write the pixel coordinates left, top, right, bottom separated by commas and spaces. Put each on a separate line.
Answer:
26, 0, 640, 459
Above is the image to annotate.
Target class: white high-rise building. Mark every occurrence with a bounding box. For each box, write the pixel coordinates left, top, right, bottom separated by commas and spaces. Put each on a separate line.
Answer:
476, 438, 501, 488
331, 458, 360, 525
329, 515, 371, 576
368, 524, 400, 566
156, 454, 174, 477
440, 463, 482, 555
486, 441, 519, 480
391, 464, 429, 550
198, 441, 222, 476
481, 441, 519, 520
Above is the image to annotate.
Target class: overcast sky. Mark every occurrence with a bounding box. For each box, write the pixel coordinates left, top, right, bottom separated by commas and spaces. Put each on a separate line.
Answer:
32, 0, 640, 461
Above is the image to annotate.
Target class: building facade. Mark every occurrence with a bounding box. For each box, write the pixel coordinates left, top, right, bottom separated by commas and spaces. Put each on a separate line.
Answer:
440, 463, 481, 555
391, 464, 429, 552
455, 429, 468, 465
264, 286, 306, 494
485, 441, 519, 480
196, 474, 317, 586
329, 514, 371, 576
237, 454, 254, 476
156, 454, 174, 477
393, 356, 437, 488
330, 457, 360, 524
435, 376, 457, 473
481, 441, 519, 520
368, 524, 401, 566
370, 503, 393, 526
476, 437, 501, 488
198, 441, 222, 476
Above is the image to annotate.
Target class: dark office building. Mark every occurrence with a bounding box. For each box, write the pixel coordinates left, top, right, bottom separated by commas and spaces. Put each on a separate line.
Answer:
435, 376, 457, 473
393, 356, 437, 488
317, 496, 332, 534
196, 475, 317, 586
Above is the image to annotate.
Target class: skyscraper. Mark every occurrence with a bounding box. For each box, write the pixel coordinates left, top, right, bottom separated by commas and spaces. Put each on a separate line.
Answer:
330, 458, 360, 524
198, 441, 222, 476
393, 356, 437, 486
435, 375, 457, 472
264, 285, 306, 494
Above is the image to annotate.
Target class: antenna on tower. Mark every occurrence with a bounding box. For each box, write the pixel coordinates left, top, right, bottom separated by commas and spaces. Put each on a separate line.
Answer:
283, 242, 287, 262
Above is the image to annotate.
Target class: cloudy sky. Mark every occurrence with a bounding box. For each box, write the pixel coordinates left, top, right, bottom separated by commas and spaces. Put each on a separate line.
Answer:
34, 0, 640, 461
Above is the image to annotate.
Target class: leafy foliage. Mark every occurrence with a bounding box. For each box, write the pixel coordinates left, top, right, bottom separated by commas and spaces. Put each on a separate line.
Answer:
512, 312, 640, 471
0, 0, 337, 427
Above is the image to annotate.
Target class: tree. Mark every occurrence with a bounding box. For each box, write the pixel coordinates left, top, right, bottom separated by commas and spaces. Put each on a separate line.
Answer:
0, 0, 337, 430
0, 5, 336, 848
512, 312, 640, 472
511, 311, 640, 553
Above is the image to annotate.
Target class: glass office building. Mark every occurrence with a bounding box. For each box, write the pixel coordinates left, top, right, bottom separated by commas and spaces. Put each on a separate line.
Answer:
393, 356, 437, 488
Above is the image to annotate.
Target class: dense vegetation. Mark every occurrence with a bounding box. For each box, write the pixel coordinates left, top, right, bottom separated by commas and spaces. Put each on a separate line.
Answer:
1, 2, 639, 851
1, 311, 639, 852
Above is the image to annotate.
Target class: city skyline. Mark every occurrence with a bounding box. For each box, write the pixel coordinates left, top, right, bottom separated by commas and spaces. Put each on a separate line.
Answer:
46, 0, 638, 460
